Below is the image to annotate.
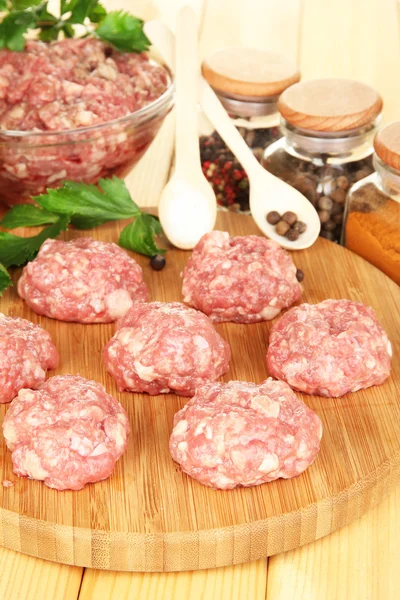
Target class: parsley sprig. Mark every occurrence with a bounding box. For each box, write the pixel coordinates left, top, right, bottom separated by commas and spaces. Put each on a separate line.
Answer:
0, 0, 150, 52
0, 176, 165, 296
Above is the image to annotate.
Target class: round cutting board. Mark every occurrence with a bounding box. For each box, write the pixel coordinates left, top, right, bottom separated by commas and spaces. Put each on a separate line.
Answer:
0, 211, 399, 572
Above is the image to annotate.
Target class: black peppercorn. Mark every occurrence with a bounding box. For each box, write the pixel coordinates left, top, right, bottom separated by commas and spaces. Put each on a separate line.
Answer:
295, 269, 304, 282
275, 220, 290, 236
281, 211, 298, 226
266, 210, 281, 225
293, 221, 307, 234
150, 255, 166, 271
285, 228, 300, 241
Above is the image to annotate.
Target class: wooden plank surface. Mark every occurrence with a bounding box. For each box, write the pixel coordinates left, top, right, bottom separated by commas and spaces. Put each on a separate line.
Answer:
299, 0, 400, 124
78, 559, 267, 600
267, 485, 400, 600
0, 546, 82, 600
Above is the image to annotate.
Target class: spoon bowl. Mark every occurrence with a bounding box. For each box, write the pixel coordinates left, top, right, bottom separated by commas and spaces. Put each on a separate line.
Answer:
248, 163, 321, 250
158, 173, 217, 250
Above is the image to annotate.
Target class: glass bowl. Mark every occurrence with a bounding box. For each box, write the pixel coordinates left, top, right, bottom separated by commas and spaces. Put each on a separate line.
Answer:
0, 67, 174, 206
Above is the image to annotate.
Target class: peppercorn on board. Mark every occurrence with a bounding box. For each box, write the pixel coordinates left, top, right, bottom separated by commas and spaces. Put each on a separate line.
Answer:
0, 210, 399, 572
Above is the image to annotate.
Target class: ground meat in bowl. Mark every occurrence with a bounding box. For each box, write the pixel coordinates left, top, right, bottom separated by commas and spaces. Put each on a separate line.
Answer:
2, 375, 130, 491
169, 379, 322, 490
0, 38, 171, 205
266, 299, 392, 397
104, 302, 231, 396
181, 230, 302, 323
18, 237, 148, 323
0, 313, 59, 404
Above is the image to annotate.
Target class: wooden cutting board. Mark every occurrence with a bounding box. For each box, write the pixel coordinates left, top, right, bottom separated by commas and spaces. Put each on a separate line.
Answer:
0, 210, 399, 572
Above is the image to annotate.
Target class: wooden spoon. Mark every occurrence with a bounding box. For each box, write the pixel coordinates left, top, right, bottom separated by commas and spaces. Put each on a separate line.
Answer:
145, 20, 321, 250
155, 7, 217, 250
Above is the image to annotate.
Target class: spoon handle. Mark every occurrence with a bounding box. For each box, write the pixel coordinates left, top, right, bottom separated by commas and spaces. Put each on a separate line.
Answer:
175, 7, 201, 177
199, 79, 262, 178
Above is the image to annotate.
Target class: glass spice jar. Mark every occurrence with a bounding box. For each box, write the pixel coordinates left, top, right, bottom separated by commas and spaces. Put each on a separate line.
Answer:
343, 121, 400, 285
199, 47, 300, 213
263, 79, 383, 242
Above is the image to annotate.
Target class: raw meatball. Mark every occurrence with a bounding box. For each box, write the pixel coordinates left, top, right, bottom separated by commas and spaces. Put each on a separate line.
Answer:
18, 237, 148, 323
0, 313, 58, 404
104, 302, 231, 396
182, 231, 302, 323
170, 379, 322, 490
2, 375, 130, 491
267, 299, 392, 397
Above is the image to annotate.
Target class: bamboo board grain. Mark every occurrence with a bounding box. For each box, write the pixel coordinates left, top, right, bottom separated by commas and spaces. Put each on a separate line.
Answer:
0, 211, 399, 572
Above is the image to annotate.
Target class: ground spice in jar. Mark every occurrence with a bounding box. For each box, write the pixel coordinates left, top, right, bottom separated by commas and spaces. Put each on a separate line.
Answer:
200, 47, 300, 213
344, 121, 400, 285
345, 190, 400, 284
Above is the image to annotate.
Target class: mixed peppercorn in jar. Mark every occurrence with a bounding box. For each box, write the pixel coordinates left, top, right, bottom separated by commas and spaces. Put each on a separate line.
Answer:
199, 47, 300, 213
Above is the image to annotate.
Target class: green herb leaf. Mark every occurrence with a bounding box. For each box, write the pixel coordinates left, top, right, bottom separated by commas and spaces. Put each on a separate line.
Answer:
0, 10, 36, 51
119, 213, 165, 257
0, 263, 12, 297
0, 204, 59, 229
10, 0, 43, 10
34, 177, 141, 228
95, 11, 150, 53
0, 0, 8, 11
62, 0, 103, 25
0, 215, 70, 268
89, 2, 106, 23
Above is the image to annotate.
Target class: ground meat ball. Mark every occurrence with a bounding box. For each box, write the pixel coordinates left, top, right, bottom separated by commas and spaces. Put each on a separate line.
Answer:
18, 237, 148, 323
0, 38, 168, 131
267, 299, 392, 397
104, 302, 231, 396
0, 313, 58, 404
181, 231, 302, 323
2, 375, 130, 491
169, 379, 322, 490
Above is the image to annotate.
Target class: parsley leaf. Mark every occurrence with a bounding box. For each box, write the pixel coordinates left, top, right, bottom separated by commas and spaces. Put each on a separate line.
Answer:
95, 11, 150, 53
10, 0, 43, 9
0, 263, 12, 297
0, 177, 165, 261
0, 0, 7, 11
119, 213, 165, 257
62, 0, 105, 25
0, 215, 70, 268
0, 204, 59, 229
0, 9, 36, 51
34, 177, 141, 229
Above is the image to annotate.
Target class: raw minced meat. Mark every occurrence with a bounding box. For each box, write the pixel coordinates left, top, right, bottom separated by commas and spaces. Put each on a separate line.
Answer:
181, 231, 302, 323
2, 375, 130, 491
0, 38, 168, 131
18, 237, 148, 323
267, 299, 392, 397
104, 302, 231, 396
0, 37, 170, 205
0, 313, 58, 404
169, 379, 322, 490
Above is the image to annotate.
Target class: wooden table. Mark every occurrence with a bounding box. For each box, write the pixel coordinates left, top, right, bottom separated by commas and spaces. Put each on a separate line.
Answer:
2, 0, 400, 598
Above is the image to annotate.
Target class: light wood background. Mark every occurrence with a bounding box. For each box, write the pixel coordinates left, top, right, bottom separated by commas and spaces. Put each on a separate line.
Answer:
2, 0, 400, 598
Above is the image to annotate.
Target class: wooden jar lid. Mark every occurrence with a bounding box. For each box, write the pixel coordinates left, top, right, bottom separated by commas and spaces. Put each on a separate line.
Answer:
201, 47, 300, 99
374, 122, 400, 170
278, 79, 383, 132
